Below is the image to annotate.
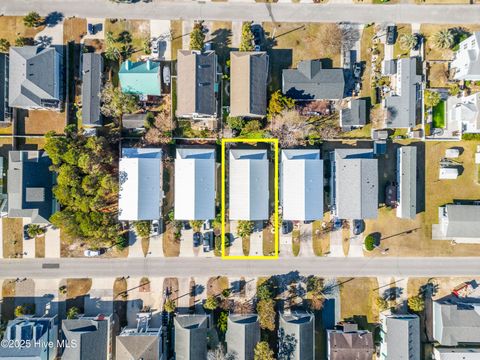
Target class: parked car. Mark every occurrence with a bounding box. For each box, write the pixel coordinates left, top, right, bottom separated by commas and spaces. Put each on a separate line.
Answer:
251, 25, 263, 45
353, 63, 362, 78
193, 232, 202, 247
386, 25, 397, 45
151, 220, 160, 236
84, 249, 101, 257
151, 38, 159, 55
163, 66, 171, 86
282, 221, 292, 235
23, 225, 31, 240
204, 42, 213, 51
254, 44, 261, 52
353, 219, 365, 235
203, 232, 212, 252
333, 218, 342, 230
203, 220, 211, 231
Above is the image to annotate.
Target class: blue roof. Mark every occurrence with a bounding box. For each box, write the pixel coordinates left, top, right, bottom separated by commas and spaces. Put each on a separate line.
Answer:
119, 60, 161, 96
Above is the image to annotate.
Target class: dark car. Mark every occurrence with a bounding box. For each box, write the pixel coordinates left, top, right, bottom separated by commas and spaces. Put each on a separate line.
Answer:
353, 219, 365, 235
282, 221, 292, 235
386, 25, 397, 45
23, 225, 31, 240
183, 221, 191, 230
203, 232, 212, 252
88, 24, 95, 35
193, 232, 202, 247
251, 25, 263, 46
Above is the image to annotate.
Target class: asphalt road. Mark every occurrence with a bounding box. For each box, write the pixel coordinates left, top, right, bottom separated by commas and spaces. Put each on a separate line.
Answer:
0, 257, 479, 278
2, 0, 480, 24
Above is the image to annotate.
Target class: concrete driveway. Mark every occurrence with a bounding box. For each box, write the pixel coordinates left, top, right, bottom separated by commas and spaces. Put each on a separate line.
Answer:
35, 19, 64, 46
150, 20, 172, 60
128, 228, 144, 258
329, 228, 345, 257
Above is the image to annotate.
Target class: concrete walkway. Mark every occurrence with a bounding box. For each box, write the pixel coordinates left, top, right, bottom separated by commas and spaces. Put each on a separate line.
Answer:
45, 226, 60, 258
249, 222, 263, 257
147, 234, 164, 257
228, 221, 243, 256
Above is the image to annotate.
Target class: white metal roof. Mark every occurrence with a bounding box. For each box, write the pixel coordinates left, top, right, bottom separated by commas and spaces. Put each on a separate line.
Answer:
439, 167, 458, 180
174, 148, 216, 220
229, 149, 269, 220
118, 148, 162, 221
281, 149, 323, 221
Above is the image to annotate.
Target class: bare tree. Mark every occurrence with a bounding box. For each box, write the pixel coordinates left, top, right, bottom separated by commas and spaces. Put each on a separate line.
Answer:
142, 95, 172, 146
208, 344, 237, 360
271, 110, 312, 147
318, 23, 343, 56
340, 23, 361, 53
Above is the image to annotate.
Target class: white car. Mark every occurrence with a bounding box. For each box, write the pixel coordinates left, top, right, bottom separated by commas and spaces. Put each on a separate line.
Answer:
84, 249, 101, 257
150, 220, 160, 236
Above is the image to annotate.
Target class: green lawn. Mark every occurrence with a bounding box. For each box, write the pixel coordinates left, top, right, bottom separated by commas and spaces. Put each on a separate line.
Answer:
432, 101, 445, 129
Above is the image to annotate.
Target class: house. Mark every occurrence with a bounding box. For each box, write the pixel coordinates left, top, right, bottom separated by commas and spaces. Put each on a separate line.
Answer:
282, 59, 345, 100
0, 316, 57, 360
281, 149, 323, 221
81, 53, 103, 127
174, 148, 216, 221
278, 310, 314, 360
0, 53, 11, 122
340, 98, 368, 129
451, 32, 480, 81
327, 322, 375, 360
433, 299, 480, 346
432, 204, 480, 243
384, 57, 422, 128
9, 46, 63, 110
379, 312, 420, 360
119, 60, 161, 97
118, 148, 163, 221
174, 314, 209, 360
176, 50, 218, 119
230, 51, 269, 118
122, 113, 148, 131
229, 149, 269, 221
61, 314, 113, 360
225, 314, 260, 360
396, 146, 417, 219
433, 347, 480, 360
448, 92, 480, 135
331, 148, 378, 220
116, 312, 165, 360
7, 151, 55, 224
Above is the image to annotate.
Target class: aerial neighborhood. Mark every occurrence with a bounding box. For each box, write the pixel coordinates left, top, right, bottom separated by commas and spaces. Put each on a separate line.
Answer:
0, 1, 479, 359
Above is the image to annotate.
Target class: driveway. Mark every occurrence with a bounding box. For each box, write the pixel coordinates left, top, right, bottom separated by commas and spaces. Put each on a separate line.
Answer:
348, 222, 364, 257
45, 226, 60, 258
298, 223, 315, 257
84, 277, 113, 316
249, 222, 263, 257
150, 20, 172, 60
329, 228, 345, 257
228, 221, 243, 256
34, 19, 64, 46
231, 21, 242, 48
182, 20, 193, 50
127, 228, 144, 258
279, 232, 292, 257
179, 228, 194, 257
34, 278, 59, 317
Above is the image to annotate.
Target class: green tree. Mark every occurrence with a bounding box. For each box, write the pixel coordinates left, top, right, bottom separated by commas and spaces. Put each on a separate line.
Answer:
449, 83, 460, 96
424, 90, 441, 108
204, 295, 218, 311
256, 299, 276, 331
101, 83, 139, 119
257, 281, 273, 301
226, 116, 245, 132
23, 12, 42, 28
254, 341, 275, 360
117, 31, 132, 44
163, 299, 176, 313
268, 90, 295, 119
15, 37, 32, 47
399, 33, 418, 51
240, 120, 263, 136
408, 295, 425, 312
143, 37, 151, 55
239, 22, 255, 52
432, 28, 454, 49
375, 296, 388, 312
67, 306, 80, 319
0, 39, 10, 53
133, 221, 151, 239
190, 21, 206, 51
189, 220, 203, 231
27, 224, 46, 238
364, 234, 376, 251
105, 44, 121, 62
237, 220, 254, 239
217, 311, 228, 333
14, 305, 26, 318
105, 31, 116, 46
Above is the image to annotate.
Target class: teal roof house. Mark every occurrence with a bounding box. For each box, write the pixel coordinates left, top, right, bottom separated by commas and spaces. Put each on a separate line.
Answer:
119, 60, 161, 97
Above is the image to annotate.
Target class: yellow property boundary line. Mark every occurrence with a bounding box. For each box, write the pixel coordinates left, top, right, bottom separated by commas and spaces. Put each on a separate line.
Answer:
221, 138, 279, 260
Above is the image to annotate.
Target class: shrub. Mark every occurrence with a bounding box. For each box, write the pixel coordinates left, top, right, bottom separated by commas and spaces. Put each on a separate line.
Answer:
256, 299, 276, 331
462, 133, 480, 141
226, 116, 245, 132
237, 220, 254, 239
23, 12, 42, 28
27, 224, 46, 238
190, 21, 205, 51
375, 296, 388, 311
133, 221, 151, 239
0, 39, 10, 53
163, 299, 176, 313
203, 296, 218, 311
239, 22, 254, 52
408, 295, 425, 312
364, 234, 376, 251
424, 90, 441, 108
67, 306, 79, 319
254, 342, 275, 360
14, 305, 26, 318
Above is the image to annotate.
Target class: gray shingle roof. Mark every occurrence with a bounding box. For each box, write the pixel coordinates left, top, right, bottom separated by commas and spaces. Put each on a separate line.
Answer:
177, 50, 217, 117
226, 314, 260, 360
328, 326, 374, 360
384, 57, 421, 128
282, 60, 345, 100
397, 146, 417, 219
279, 311, 314, 360
81, 53, 103, 126
340, 98, 368, 128
433, 300, 480, 346
333, 148, 378, 220
9, 46, 62, 109
174, 315, 208, 360
230, 51, 268, 118
116, 333, 160, 360
7, 150, 54, 224
62, 316, 110, 360
122, 113, 147, 129
384, 315, 420, 360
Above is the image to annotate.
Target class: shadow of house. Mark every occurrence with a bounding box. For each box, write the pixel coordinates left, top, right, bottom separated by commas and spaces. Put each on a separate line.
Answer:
209, 28, 232, 72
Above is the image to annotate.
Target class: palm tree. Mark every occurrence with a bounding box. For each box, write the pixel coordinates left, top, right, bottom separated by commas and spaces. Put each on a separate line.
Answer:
23, 12, 42, 28
0, 39, 10, 53
399, 33, 418, 51
432, 29, 454, 49
117, 31, 132, 44
105, 31, 116, 46
104, 45, 120, 61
